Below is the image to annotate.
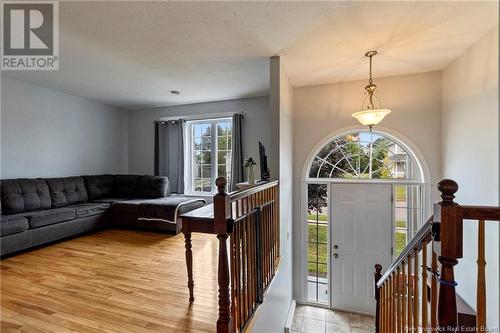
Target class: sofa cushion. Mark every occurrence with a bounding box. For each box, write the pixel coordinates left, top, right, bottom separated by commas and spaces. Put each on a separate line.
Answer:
67, 203, 110, 218
1, 179, 51, 215
25, 208, 76, 228
83, 175, 114, 200
46, 177, 88, 208
113, 175, 141, 198
111, 199, 146, 214
92, 197, 134, 204
1, 214, 29, 236
139, 176, 170, 198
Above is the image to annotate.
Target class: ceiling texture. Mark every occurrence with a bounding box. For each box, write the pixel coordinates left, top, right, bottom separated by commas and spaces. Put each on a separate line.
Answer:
3, 1, 498, 110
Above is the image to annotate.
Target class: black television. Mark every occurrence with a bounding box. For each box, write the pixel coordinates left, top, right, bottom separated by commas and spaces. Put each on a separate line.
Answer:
258, 141, 270, 181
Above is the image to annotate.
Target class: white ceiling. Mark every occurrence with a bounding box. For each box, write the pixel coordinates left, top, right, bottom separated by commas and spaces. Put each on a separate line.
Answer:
3, 1, 498, 110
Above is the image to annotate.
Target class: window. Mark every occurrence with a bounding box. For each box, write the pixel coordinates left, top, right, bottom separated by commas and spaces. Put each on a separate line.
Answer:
307, 183, 329, 304
186, 118, 232, 193
393, 184, 423, 258
309, 131, 420, 180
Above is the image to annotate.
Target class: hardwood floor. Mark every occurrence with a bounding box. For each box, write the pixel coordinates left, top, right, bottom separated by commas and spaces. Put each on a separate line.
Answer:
1, 229, 219, 333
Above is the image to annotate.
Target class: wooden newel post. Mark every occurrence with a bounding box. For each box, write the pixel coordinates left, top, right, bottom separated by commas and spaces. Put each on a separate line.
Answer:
434, 179, 463, 332
374, 264, 383, 333
214, 177, 234, 333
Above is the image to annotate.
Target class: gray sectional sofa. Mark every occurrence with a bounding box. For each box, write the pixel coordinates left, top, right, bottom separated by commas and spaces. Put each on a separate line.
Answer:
1, 175, 206, 257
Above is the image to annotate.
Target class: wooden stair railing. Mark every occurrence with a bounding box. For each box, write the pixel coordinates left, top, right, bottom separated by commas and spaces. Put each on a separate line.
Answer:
215, 177, 280, 333
180, 178, 279, 333
374, 179, 500, 333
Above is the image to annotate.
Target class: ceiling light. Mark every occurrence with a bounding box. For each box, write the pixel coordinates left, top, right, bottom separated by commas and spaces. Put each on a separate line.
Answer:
352, 51, 391, 130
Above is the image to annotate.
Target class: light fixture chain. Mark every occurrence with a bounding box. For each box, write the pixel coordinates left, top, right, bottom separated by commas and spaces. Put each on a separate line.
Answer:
369, 54, 373, 84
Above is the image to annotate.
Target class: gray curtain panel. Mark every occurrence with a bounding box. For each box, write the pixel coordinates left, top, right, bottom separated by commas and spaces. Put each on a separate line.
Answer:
231, 114, 244, 191
154, 120, 185, 193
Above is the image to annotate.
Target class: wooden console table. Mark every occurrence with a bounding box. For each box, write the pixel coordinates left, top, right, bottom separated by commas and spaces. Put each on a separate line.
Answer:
180, 203, 216, 302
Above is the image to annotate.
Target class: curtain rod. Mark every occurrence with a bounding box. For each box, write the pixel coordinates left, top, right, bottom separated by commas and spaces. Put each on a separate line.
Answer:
158, 112, 244, 123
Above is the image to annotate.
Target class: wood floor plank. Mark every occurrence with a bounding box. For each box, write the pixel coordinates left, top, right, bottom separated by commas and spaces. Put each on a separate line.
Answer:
1, 229, 218, 333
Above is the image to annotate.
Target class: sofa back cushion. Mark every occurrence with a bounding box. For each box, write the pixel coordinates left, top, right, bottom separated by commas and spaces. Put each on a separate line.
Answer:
46, 177, 88, 207
113, 175, 141, 198
83, 175, 114, 200
139, 175, 170, 198
0, 179, 51, 215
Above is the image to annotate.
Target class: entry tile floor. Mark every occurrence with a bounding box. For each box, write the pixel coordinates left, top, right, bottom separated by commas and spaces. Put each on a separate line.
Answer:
291, 305, 375, 333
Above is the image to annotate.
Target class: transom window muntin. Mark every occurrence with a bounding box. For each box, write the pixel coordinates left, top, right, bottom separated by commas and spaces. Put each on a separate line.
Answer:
308, 131, 421, 181
187, 118, 232, 193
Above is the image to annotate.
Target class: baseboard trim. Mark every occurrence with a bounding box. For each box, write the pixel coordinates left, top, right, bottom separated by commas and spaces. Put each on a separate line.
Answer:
284, 299, 296, 333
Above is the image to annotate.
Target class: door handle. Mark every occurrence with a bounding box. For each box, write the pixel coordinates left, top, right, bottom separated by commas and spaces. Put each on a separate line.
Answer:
333, 245, 339, 249
333, 253, 339, 259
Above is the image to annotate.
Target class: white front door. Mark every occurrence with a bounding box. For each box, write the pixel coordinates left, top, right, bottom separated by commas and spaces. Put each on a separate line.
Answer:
331, 183, 392, 314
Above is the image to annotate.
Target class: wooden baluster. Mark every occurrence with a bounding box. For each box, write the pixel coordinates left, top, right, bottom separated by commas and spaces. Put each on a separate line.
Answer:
214, 178, 234, 333
248, 216, 252, 314
275, 185, 280, 259
431, 242, 438, 330
435, 179, 462, 332
380, 284, 384, 333
230, 232, 237, 330
242, 215, 248, 321
413, 248, 419, 330
375, 265, 382, 333
238, 219, 243, 327
251, 213, 256, 311
265, 197, 269, 282
384, 283, 388, 333
389, 272, 396, 332
397, 266, 402, 333
407, 255, 413, 331
422, 241, 428, 330
476, 219, 486, 332
402, 261, 407, 333
387, 282, 390, 333
388, 280, 391, 333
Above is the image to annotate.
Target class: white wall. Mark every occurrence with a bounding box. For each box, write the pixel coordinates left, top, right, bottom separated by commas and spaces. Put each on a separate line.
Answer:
251, 57, 294, 332
292, 71, 442, 301
1, 76, 128, 178
127, 97, 273, 180
442, 27, 499, 329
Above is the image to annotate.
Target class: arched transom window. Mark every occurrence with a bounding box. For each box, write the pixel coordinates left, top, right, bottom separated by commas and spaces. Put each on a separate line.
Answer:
309, 131, 421, 180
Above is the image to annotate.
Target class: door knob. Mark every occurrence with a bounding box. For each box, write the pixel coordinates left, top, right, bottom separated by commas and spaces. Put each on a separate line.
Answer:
333, 245, 339, 249
333, 253, 339, 259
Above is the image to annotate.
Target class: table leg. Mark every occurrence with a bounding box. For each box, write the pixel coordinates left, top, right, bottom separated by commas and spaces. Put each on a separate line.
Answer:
184, 231, 194, 303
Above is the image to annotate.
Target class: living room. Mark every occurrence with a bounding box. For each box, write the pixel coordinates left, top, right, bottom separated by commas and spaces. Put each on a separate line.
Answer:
1, 1, 499, 333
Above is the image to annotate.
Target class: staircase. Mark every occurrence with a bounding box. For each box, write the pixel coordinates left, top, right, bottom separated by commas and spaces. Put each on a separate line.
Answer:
374, 179, 500, 332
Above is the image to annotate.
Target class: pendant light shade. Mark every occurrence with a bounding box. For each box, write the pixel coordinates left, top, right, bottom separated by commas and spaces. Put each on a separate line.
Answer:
352, 51, 391, 129
352, 108, 391, 127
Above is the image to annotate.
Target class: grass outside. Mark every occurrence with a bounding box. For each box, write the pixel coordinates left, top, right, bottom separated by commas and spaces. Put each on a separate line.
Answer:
394, 232, 407, 257
308, 214, 327, 222
395, 220, 406, 228
395, 186, 406, 201
308, 224, 327, 276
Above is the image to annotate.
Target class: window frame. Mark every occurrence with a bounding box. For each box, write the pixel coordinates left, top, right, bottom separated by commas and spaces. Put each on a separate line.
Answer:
185, 117, 232, 194
307, 130, 421, 181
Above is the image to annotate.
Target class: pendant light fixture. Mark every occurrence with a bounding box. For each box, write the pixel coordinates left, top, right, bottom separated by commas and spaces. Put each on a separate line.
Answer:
352, 51, 391, 130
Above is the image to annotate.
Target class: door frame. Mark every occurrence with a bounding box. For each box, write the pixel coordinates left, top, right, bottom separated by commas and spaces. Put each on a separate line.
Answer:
302, 179, 429, 308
